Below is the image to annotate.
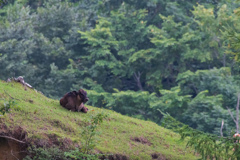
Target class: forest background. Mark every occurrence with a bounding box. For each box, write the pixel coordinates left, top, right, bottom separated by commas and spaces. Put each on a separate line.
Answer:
1, 0, 240, 136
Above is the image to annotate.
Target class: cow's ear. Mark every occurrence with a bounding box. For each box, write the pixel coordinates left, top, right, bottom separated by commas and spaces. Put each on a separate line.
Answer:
79, 89, 86, 95
78, 89, 83, 94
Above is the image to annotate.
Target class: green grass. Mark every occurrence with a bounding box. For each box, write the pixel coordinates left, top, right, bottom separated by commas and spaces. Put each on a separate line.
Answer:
0, 81, 199, 160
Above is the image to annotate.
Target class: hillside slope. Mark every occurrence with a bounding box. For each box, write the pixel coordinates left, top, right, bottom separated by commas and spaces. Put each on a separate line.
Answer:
0, 80, 198, 160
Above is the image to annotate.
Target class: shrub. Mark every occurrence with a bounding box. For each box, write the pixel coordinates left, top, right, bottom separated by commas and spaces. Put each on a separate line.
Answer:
24, 146, 67, 160
0, 99, 21, 115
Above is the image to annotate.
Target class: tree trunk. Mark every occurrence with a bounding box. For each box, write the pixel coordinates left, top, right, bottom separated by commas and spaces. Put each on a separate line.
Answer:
134, 72, 144, 91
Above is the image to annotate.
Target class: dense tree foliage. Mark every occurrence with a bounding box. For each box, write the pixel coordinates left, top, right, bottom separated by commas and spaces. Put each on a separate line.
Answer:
1, 0, 240, 136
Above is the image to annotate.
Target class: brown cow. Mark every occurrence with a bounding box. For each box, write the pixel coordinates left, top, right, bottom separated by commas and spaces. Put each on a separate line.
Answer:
60, 89, 89, 113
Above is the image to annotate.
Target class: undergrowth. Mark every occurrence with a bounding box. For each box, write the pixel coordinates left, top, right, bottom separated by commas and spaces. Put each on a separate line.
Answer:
24, 146, 67, 160
0, 99, 21, 115
161, 111, 240, 159
81, 112, 108, 154
64, 112, 109, 160
24, 112, 108, 160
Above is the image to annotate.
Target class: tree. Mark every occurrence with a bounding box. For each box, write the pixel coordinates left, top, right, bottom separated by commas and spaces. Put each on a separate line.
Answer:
78, 6, 149, 92
0, 3, 37, 79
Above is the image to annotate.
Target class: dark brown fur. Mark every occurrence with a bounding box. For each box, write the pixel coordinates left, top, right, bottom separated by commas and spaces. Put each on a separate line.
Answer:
60, 89, 89, 113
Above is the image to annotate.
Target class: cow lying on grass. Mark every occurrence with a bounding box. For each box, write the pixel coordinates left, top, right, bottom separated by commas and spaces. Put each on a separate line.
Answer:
60, 89, 89, 113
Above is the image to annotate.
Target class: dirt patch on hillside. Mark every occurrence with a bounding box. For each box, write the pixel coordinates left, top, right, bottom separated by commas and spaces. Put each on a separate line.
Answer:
28, 133, 73, 149
0, 137, 27, 160
108, 154, 129, 160
99, 153, 129, 160
51, 119, 75, 132
151, 153, 169, 160
0, 126, 28, 160
131, 136, 152, 146
0, 124, 74, 159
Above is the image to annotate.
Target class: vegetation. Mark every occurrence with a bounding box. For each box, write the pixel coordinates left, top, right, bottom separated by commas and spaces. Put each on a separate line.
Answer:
80, 112, 108, 154
0, 81, 198, 159
0, 99, 19, 115
24, 146, 67, 160
24, 112, 107, 160
161, 112, 240, 159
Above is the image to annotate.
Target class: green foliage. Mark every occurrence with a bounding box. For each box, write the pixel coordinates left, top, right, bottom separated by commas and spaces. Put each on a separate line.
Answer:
0, 99, 19, 115
81, 112, 108, 154
0, 2, 36, 79
24, 146, 67, 160
85, 68, 239, 134
174, 68, 239, 134
85, 89, 111, 108
177, 67, 239, 107
0, 0, 87, 97
0, 0, 8, 8
161, 112, 240, 160
87, 89, 162, 122
151, 86, 191, 120
86, 67, 238, 134
181, 91, 229, 134
64, 148, 101, 160
30, 110, 107, 160
78, 7, 149, 92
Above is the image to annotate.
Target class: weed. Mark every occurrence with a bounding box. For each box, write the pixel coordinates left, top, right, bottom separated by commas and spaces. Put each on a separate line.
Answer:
0, 99, 21, 115
81, 112, 108, 154
64, 148, 102, 160
64, 111, 108, 160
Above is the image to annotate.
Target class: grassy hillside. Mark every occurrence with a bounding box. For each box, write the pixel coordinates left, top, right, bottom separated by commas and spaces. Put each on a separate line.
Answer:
0, 80, 199, 160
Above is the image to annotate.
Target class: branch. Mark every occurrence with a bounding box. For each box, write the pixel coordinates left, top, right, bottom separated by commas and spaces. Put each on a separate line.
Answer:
189, 84, 198, 94
223, 53, 226, 67
0, 135, 25, 144
227, 106, 237, 124
11, 150, 19, 160
220, 120, 224, 137
147, 3, 162, 25
236, 93, 240, 133
133, 71, 144, 91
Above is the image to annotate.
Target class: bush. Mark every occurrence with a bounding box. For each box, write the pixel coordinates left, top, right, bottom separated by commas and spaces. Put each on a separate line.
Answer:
64, 148, 101, 160
0, 99, 21, 115
64, 112, 108, 160
24, 146, 67, 160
